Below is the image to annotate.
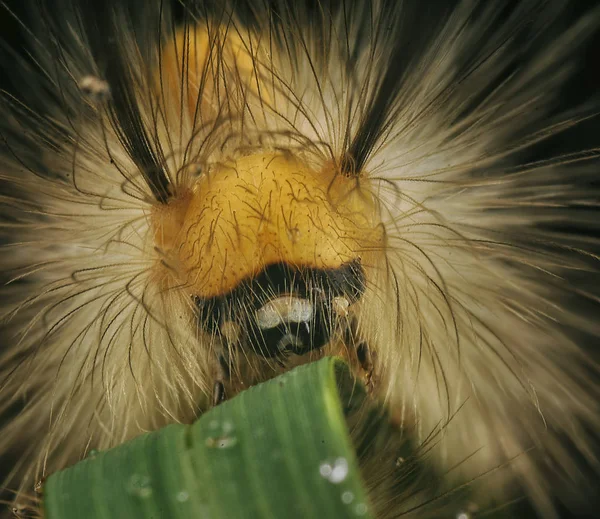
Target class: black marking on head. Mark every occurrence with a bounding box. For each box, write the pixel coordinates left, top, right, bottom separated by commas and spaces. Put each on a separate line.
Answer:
194, 259, 365, 358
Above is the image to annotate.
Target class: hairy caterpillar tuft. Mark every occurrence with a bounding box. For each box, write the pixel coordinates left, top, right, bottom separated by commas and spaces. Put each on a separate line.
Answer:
1, 0, 599, 517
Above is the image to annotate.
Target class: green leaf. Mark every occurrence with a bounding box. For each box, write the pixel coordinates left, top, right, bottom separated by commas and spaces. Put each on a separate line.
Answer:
43, 357, 376, 519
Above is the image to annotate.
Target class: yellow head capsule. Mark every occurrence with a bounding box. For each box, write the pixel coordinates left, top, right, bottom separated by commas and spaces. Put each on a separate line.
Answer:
154, 152, 383, 298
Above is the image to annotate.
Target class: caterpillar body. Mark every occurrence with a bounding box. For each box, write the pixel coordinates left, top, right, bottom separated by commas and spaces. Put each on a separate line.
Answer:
1, 0, 599, 517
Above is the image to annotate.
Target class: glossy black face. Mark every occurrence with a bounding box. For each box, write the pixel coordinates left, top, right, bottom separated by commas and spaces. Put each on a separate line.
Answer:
195, 260, 365, 359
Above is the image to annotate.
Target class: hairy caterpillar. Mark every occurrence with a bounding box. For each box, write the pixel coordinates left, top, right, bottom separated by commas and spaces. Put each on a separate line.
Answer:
1, 0, 599, 517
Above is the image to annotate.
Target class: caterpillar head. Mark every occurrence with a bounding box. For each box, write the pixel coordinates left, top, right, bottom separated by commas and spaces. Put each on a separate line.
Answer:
151, 151, 385, 385
145, 23, 390, 388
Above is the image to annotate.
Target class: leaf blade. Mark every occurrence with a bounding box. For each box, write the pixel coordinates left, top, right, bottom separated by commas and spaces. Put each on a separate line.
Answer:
43, 357, 374, 519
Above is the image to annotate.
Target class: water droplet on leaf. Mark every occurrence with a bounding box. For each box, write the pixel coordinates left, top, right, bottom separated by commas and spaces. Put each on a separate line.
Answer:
319, 457, 348, 483
176, 490, 190, 503
342, 491, 354, 504
354, 503, 368, 516
127, 474, 153, 498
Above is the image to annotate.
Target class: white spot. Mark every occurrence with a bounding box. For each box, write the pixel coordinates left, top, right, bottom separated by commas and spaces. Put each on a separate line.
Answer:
319, 457, 349, 484
457, 513, 469, 519
319, 462, 333, 478
78, 75, 110, 101
329, 457, 349, 483
256, 297, 313, 329
176, 490, 190, 503
354, 503, 368, 516
341, 491, 354, 504
127, 474, 152, 498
